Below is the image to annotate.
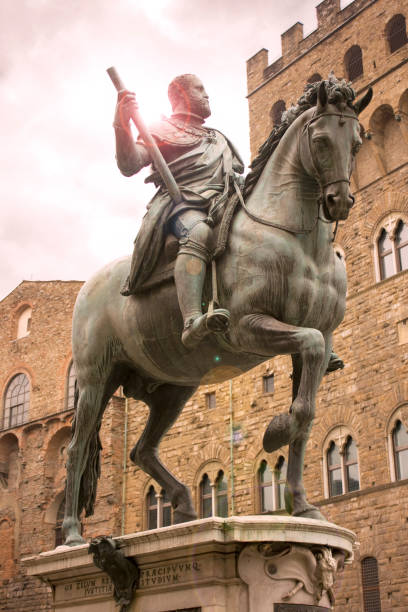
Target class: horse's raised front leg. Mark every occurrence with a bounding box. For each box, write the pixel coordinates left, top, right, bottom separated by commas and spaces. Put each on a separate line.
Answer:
232, 314, 329, 518
130, 383, 197, 524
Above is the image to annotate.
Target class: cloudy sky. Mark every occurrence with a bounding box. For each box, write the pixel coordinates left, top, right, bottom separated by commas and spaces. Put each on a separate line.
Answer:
0, 0, 352, 300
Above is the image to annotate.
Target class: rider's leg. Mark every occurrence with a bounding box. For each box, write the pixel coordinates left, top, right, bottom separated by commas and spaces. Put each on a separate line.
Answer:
172, 210, 229, 349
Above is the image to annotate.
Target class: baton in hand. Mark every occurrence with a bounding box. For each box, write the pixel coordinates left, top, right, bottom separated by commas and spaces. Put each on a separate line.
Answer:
107, 66, 182, 205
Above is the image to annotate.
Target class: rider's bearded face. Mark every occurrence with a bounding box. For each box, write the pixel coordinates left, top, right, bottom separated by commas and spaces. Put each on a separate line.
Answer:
185, 77, 211, 119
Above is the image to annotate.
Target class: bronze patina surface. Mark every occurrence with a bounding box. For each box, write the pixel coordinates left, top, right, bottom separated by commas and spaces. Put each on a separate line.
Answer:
63, 76, 371, 547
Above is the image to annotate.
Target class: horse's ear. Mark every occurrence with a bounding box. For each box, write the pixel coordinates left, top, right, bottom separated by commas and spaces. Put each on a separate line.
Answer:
354, 87, 373, 115
317, 81, 328, 113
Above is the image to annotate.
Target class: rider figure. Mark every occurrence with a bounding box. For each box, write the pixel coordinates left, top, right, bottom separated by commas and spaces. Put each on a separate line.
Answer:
114, 74, 244, 349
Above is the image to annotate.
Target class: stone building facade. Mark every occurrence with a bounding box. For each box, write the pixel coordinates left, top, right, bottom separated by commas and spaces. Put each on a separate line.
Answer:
1, 1, 408, 611
0, 281, 126, 610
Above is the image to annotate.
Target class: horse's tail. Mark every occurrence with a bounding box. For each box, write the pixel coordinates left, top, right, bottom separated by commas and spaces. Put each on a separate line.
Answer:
71, 383, 102, 518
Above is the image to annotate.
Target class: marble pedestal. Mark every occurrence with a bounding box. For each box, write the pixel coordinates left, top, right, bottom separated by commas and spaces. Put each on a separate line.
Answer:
23, 516, 356, 612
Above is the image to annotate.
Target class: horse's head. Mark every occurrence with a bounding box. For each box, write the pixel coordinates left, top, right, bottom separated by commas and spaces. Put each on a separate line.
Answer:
300, 81, 372, 221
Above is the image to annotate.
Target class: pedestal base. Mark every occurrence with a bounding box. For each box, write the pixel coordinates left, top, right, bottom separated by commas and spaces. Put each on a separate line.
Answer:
23, 516, 356, 612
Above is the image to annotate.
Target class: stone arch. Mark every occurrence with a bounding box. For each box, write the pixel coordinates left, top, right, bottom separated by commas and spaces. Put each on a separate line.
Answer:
12, 301, 33, 341
369, 103, 406, 173
0, 433, 19, 491
44, 489, 65, 525
44, 426, 71, 485
0, 517, 15, 579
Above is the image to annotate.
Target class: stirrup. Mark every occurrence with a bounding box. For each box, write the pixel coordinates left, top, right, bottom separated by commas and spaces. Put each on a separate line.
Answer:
206, 308, 230, 332
181, 309, 230, 350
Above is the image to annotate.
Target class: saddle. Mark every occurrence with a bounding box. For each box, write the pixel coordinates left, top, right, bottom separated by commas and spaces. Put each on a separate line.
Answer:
136, 191, 241, 293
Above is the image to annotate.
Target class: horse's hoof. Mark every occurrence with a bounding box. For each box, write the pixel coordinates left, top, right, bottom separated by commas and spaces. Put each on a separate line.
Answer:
325, 351, 344, 374
293, 506, 326, 521
173, 509, 197, 524
64, 534, 86, 547
263, 413, 292, 452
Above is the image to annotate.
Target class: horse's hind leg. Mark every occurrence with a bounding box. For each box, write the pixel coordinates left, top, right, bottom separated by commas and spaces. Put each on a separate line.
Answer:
63, 375, 117, 546
130, 383, 197, 524
232, 314, 329, 518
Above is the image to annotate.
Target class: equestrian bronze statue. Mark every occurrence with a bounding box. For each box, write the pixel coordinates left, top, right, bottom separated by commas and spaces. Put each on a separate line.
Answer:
63, 74, 372, 546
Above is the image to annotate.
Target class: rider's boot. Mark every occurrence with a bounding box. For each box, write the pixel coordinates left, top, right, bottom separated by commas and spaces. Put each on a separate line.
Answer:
174, 253, 230, 349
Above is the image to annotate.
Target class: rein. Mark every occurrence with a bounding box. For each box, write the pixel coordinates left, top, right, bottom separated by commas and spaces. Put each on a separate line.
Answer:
238, 111, 358, 239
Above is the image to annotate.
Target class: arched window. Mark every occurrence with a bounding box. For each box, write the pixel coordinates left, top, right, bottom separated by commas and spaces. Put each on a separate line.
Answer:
161, 489, 172, 527
66, 362, 76, 410
146, 485, 173, 529
3, 374, 30, 429
345, 45, 363, 81
376, 219, 408, 280
200, 473, 213, 518
386, 14, 408, 53
147, 485, 158, 530
17, 306, 32, 339
271, 100, 286, 127
215, 470, 228, 517
327, 441, 343, 496
307, 73, 322, 84
275, 457, 287, 510
327, 436, 360, 497
0, 434, 19, 490
378, 228, 394, 279
344, 437, 359, 492
259, 460, 273, 513
361, 557, 382, 611
55, 498, 65, 547
392, 420, 408, 480
257, 456, 287, 512
396, 220, 408, 272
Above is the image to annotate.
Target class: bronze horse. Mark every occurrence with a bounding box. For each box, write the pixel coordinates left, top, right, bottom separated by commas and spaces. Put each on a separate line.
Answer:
63, 79, 372, 546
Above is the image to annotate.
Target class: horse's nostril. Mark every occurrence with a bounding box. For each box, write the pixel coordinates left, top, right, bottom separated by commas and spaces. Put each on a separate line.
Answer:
349, 194, 355, 206
327, 194, 335, 205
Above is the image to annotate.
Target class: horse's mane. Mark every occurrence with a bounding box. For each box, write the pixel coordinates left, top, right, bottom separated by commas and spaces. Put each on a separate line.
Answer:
244, 75, 357, 199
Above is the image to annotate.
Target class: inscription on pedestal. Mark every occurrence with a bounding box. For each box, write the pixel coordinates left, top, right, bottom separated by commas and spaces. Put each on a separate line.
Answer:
55, 575, 114, 603
139, 560, 201, 588
274, 604, 329, 611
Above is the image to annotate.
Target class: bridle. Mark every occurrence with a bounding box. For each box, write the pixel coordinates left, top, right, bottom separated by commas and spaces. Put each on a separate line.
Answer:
238, 110, 359, 239
302, 111, 360, 190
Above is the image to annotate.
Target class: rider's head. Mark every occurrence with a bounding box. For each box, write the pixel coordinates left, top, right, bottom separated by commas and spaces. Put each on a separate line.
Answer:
168, 74, 211, 120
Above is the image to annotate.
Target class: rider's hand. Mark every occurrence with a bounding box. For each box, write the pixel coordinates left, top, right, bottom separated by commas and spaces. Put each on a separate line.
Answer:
114, 90, 138, 130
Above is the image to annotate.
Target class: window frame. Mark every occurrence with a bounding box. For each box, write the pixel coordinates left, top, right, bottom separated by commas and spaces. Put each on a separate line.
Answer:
386, 14, 408, 54
262, 373, 275, 394
323, 428, 360, 498
257, 456, 287, 513
361, 556, 382, 612
66, 361, 77, 411
344, 45, 364, 81
373, 215, 408, 282
205, 392, 216, 410
3, 373, 30, 430
392, 420, 408, 481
